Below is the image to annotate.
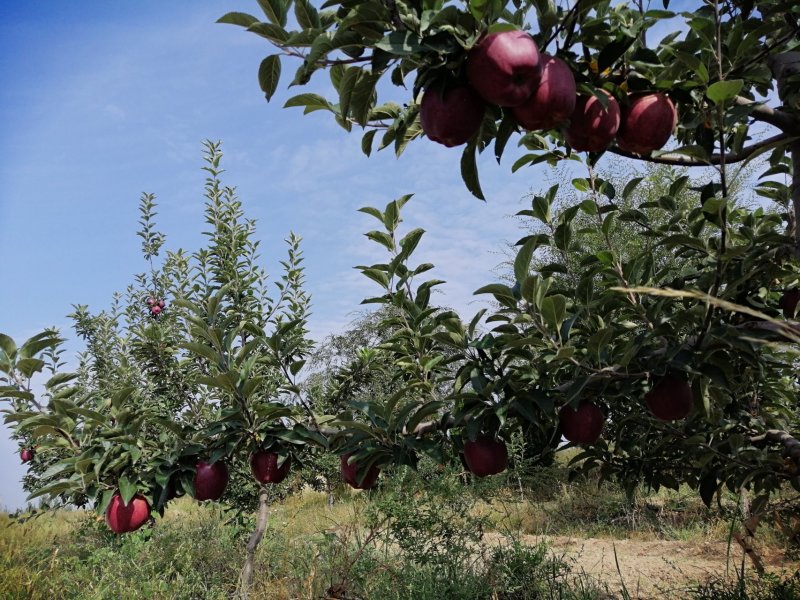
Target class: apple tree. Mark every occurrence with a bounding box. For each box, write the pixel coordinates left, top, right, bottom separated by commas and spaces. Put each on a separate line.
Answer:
220, 0, 800, 530
0, 141, 327, 597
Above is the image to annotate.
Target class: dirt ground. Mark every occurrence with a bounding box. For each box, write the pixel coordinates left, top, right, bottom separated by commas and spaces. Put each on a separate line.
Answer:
488, 533, 799, 599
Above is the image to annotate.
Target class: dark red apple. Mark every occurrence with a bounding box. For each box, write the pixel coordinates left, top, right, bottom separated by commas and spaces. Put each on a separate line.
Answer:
645, 376, 693, 421
616, 93, 676, 154
146, 297, 157, 307
250, 451, 291, 484
105, 493, 151, 534
340, 452, 380, 489
193, 460, 229, 501
420, 85, 486, 147
564, 91, 621, 152
559, 402, 604, 444
512, 55, 576, 131
20, 448, 34, 463
157, 299, 166, 309
466, 30, 542, 107
463, 436, 508, 477
780, 289, 800, 318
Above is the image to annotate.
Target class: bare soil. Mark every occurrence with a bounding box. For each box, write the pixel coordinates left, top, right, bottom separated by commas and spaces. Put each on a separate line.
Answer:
487, 532, 799, 599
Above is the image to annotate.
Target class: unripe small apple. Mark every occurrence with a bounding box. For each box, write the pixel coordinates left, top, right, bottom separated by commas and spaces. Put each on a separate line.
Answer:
616, 93, 676, 154
20, 448, 35, 463
193, 460, 229, 501
105, 493, 151, 534
645, 376, 693, 421
559, 401, 604, 444
250, 451, 291, 484
564, 91, 621, 152
512, 55, 576, 131
466, 30, 542, 107
463, 436, 508, 477
780, 289, 800, 318
420, 85, 485, 147
340, 452, 380, 489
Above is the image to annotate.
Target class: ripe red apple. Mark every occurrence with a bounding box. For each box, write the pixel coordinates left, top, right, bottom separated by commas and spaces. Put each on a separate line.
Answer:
105, 493, 151, 534
466, 30, 542, 107
20, 448, 34, 463
564, 91, 621, 152
463, 436, 508, 477
420, 85, 485, 147
559, 402, 604, 444
157, 299, 166, 309
512, 55, 576, 131
193, 460, 229, 501
616, 93, 676, 154
146, 297, 157, 307
645, 376, 693, 421
780, 289, 800, 318
340, 452, 380, 489
250, 451, 291, 484
150, 305, 162, 316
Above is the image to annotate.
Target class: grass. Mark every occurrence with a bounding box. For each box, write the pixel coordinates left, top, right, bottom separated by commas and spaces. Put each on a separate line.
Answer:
1, 466, 797, 599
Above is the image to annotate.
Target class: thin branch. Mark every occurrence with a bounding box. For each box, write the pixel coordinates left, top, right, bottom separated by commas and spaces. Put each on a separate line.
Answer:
608, 133, 790, 167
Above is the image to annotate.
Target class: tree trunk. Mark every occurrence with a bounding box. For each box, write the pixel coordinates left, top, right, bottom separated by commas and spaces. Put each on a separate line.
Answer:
237, 486, 271, 600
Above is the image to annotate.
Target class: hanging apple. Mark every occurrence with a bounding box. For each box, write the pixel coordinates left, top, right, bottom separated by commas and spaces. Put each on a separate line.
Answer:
466, 30, 542, 107
512, 55, 576, 131
616, 93, 676, 154
559, 401, 604, 444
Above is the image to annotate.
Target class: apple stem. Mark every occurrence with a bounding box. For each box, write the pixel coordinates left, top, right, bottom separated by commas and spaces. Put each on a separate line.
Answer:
237, 486, 271, 599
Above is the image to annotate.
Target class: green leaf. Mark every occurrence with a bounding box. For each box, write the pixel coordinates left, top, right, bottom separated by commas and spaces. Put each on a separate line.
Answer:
217, 12, 260, 27
283, 93, 333, 113
461, 141, 485, 201
540, 295, 567, 331
258, 55, 281, 101
358, 206, 384, 223
247, 22, 290, 44
374, 31, 423, 56
361, 129, 377, 157
294, 0, 320, 28
514, 238, 536, 283
707, 79, 743, 105
622, 177, 644, 200
257, 0, 287, 26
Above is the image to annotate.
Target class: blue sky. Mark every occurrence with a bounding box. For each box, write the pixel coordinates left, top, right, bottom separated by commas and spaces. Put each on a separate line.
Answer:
0, 0, 555, 509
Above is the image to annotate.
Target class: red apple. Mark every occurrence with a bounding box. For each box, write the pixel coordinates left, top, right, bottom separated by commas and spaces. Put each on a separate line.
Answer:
564, 91, 621, 152
193, 460, 229, 501
616, 93, 676, 154
559, 402, 604, 444
466, 30, 542, 107
645, 376, 693, 421
105, 493, 151, 534
250, 451, 291, 484
340, 452, 380, 489
146, 297, 157, 307
420, 85, 486, 147
20, 448, 34, 463
512, 55, 576, 131
150, 305, 162, 316
780, 289, 800, 318
463, 436, 508, 477
158, 299, 166, 309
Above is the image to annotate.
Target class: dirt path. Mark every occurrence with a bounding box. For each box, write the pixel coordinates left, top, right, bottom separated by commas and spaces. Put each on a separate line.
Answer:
487, 533, 798, 599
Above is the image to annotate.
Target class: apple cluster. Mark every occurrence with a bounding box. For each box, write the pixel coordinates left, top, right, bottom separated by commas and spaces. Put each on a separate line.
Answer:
146, 296, 166, 318
420, 30, 676, 154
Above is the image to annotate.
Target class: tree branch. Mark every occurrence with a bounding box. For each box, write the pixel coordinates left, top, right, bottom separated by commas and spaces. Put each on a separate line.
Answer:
733, 96, 800, 134
749, 429, 800, 465
608, 134, 790, 167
